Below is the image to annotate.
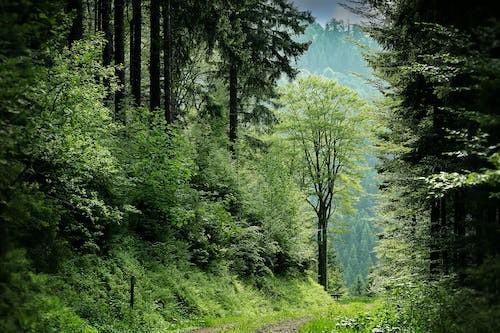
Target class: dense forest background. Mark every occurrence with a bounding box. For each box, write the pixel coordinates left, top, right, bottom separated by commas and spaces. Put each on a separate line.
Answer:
0, 0, 499, 332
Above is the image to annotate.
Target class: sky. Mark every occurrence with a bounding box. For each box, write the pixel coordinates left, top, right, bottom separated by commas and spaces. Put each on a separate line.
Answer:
290, 0, 361, 26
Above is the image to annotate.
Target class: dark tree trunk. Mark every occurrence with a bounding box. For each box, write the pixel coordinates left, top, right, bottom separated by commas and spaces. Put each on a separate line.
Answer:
317, 204, 328, 290
453, 190, 465, 278
229, 56, 238, 149
114, 0, 125, 119
317, 215, 328, 290
95, 0, 101, 32
102, 0, 113, 65
102, 0, 113, 98
430, 199, 441, 277
440, 197, 449, 273
150, 0, 161, 110
162, 0, 173, 123
130, 0, 141, 106
67, 0, 84, 46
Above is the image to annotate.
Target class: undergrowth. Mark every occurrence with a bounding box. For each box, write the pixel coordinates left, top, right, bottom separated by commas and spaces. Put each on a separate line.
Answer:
0, 235, 332, 333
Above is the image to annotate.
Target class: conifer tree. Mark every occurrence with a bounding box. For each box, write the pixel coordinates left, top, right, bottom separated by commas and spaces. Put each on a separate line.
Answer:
150, 0, 161, 110
130, 0, 142, 106
67, 0, 84, 45
114, 0, 125, 118
219, 0, 312, 150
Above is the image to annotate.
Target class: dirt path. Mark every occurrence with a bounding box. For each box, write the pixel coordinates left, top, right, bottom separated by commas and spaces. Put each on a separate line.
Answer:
186, 317, 309, 333
256, 317, 310, 333
187, 324, 233, 333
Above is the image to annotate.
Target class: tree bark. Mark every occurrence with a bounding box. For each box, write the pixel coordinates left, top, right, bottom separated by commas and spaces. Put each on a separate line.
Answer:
162, 0, 173, 123
440, 196, 449, 273
453, 190, 465, 278
67, 0, 84, 46
150, 0, 161, 111
321, 226, 328, 289
229, 56, 238, 150
430, 199, 441, 277
95, 0, 101, 32
101, 0, 113, 98
317, 207, 328, 290
114, 0, 125, 119
130, 0, 142, 106
102, 0, 113, 66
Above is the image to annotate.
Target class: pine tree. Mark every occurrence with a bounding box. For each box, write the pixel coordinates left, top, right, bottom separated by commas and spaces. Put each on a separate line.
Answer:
130, 0, 142, 106
114, 0, 125, 118
218, 0, 312, 150
101, 0, 113, 66
162, 0, 173, 122
67, 0, 84, 46
150, 0, 161, 110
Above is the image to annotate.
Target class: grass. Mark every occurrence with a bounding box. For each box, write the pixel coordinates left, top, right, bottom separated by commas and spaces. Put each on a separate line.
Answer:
0, 235, 335, 333
299, 297, 384, 333
4, 234, 392, 333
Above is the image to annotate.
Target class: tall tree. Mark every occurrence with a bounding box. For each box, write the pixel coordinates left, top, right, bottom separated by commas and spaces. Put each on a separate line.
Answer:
162, 0, 173, 122
130, 0, 141, 106
114, 0, 125, 118
219, 0, 312, 150
101, 0, 113, 96
95, 0, 101, 32
67, 0, 84, 45
355, 0, 500, 283
150, 0, 161, 110
277, 76, 370, 289
228, 56, 238, 147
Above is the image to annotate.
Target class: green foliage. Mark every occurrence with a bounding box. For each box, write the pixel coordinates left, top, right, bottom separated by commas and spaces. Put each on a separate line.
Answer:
121, 110, 195, 239
0, 236, 331, 333
276, 75, 371, 214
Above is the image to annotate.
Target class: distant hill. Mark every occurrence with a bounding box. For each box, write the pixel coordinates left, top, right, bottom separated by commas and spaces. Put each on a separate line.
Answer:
296, 20, 379, 98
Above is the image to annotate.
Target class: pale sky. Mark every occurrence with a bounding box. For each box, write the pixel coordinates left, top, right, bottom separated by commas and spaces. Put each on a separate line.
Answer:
290, 0, 361, 26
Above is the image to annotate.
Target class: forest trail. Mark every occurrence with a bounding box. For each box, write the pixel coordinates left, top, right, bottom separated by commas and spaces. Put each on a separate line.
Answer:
187, 317, 310, 333
256, 317, 310, 333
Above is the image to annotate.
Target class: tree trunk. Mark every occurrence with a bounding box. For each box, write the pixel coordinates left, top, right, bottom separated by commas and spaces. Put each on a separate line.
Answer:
68, 0, 84, 46
102, 0, 113, 65
95, 0, 101, 32
102, 0, 113, 97
440, 196, 449, 273
430, 199, 441, 277
229, 56, 238, 150
317, 208, 328, 290
130, 0, 141, 106
150, 0, 161, 111
453, 190, 465, 278
114, 0, 125, 119
162, 0, 173, 123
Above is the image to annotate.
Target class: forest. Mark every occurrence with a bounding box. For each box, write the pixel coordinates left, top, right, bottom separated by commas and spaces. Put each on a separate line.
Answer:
0, 0, 499, 332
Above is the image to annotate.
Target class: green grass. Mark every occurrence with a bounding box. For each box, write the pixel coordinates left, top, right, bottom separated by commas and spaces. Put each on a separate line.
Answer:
299, 297, 385, 333
1, 235, 334, 333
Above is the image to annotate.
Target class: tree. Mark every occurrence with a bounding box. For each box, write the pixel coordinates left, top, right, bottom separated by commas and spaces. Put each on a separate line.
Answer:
114, 0, 125, 118
218, 0, 312, 151
276, 76, 370, 289
150, 0, 161, 110
101, 0, 113, 95
354, 0, 500, 283
67, 0, 84, 46
162, 0, 173, 122
101, 0, 113, 66
130, 0, 141, 106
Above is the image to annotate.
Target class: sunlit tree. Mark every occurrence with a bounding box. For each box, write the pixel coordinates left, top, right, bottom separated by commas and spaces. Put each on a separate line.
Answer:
276, 76, 372, 289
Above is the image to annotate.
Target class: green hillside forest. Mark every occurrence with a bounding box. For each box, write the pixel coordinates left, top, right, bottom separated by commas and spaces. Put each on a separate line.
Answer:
0, 1, 499, 332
